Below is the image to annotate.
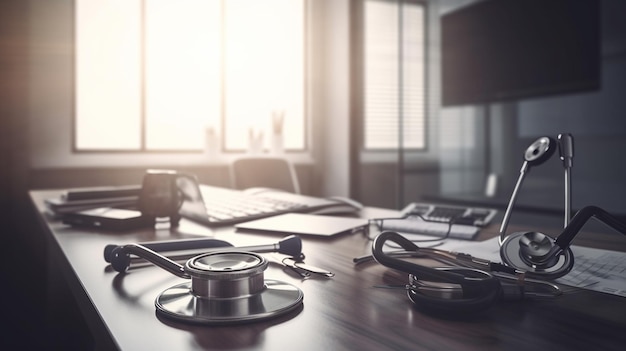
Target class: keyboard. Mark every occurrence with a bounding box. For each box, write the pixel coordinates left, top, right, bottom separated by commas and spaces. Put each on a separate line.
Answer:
179, 185, 361, 226
379, 202, 497, 240
401, 202, 497, 227
200, 187, 306, 222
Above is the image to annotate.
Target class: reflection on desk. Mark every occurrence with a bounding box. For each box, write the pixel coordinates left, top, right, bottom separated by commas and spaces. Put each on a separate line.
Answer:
30, 189, 626, 351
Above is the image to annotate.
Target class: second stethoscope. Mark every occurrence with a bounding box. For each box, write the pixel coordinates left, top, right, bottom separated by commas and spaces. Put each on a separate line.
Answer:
498, 135, 626, 280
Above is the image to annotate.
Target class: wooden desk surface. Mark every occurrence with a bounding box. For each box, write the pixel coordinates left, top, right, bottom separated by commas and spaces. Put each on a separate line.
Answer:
30, 190, 626, 351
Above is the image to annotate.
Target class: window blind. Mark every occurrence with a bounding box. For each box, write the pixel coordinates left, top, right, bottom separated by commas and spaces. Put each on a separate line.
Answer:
364, 0, 425, 150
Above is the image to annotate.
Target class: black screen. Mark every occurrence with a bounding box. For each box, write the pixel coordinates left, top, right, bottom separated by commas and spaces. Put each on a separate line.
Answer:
441, 0, 600, 107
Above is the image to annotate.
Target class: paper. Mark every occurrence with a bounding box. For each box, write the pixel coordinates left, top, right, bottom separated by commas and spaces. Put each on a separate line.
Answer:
449, 236, 626, 297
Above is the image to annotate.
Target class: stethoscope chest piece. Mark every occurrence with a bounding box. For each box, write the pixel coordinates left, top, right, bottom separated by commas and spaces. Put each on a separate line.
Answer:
500, 231, 574, 280
155, 251, 303, 324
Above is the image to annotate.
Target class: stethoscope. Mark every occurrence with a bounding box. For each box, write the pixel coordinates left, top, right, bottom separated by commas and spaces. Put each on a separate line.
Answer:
106, 236, 305, 325
498, 135, 626, 280
369, 231, 562, 316
366, 134, 626, 316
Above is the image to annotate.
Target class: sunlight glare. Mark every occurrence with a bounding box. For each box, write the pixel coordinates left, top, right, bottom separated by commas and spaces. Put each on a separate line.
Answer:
75, 0, 305, 152
223, 0, 305, 150
145, 0, 222, 150
76, 0, 142, 149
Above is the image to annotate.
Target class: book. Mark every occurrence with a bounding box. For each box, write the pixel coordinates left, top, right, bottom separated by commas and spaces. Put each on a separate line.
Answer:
45, 185, 142, 217
45, 196, 139, 216
62, 185, 141, 201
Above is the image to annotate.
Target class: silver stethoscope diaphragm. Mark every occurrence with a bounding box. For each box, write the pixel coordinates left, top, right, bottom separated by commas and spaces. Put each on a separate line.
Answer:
108, 243, 303, 325
156, 251, 303, 325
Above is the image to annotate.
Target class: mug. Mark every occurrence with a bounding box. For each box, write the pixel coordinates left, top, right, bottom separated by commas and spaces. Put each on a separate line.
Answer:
138, 169, 197, 226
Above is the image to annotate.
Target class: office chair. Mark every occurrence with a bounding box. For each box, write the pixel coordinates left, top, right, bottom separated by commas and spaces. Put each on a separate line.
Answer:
230, 156, 301, 194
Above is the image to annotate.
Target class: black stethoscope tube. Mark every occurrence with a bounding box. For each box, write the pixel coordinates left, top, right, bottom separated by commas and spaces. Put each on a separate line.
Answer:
556, 205, 626, 251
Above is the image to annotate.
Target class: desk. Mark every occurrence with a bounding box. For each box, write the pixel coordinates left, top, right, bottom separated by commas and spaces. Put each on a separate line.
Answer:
30, 190, 626, 351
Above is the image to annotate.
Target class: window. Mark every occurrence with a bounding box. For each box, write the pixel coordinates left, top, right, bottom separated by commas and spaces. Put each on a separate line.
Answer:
75, 0, 306, 152
361, 0, 426, 150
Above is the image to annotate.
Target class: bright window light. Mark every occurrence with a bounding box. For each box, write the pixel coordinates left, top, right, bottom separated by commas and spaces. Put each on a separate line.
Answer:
144, 0, 221, 150
223, 0, 305, 151
75, 0, 142, 150
74, 0, 306, 152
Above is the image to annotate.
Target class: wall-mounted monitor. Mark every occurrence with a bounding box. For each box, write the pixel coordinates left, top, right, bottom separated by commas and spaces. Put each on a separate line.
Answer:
441, 0, 600, 107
